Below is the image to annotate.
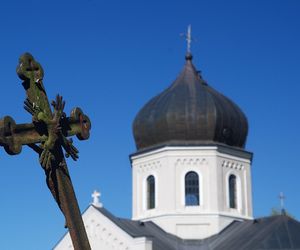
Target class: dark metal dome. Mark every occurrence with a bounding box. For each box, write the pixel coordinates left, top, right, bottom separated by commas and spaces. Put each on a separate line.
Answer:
133, 53, 248, 151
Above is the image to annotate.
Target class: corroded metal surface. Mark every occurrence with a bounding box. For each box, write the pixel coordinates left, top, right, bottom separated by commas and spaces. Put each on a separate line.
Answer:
0, 110, 90, 155
0, 53, 91, 250
133, 53, 248, 150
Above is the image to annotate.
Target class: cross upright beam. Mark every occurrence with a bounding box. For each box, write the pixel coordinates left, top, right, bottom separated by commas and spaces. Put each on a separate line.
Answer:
0, 53, 92, 250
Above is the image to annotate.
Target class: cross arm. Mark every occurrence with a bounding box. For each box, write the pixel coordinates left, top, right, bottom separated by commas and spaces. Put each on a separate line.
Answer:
0, 108, 91, 155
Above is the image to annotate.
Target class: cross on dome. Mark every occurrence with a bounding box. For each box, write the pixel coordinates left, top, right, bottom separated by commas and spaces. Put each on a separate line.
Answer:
181, 24, 193, 54
279, 192, 285, 211
186, 24, 192, 53
91, 190, 103, 208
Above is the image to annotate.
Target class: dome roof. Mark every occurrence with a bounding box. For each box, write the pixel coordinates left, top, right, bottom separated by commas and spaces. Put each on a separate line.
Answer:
133, 53, 248, 151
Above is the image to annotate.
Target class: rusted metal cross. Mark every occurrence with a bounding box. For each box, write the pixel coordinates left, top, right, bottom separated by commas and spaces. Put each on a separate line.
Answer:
0, 53, 91, 250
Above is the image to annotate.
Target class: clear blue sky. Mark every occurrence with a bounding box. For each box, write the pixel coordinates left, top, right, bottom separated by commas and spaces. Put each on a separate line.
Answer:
0, 0, 300, 249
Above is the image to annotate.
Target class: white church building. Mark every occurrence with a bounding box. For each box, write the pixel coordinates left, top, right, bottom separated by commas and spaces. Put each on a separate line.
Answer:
54, 48, 300, 250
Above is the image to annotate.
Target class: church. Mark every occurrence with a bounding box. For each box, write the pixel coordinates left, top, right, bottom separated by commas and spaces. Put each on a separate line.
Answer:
54, 39, 300, 249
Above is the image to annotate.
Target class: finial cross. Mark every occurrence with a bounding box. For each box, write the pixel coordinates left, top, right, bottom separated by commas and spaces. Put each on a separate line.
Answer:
279, 192, 285, 210
186, 24, 192, 53
91, 190, 103, 207
181, 25, 194, 54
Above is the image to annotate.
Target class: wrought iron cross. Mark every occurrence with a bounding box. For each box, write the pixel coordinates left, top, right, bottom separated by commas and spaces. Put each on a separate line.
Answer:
0, 53, 91, 250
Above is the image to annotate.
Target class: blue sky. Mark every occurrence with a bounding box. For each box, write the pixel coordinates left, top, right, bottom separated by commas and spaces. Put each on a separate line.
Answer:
0, 0, 300, 249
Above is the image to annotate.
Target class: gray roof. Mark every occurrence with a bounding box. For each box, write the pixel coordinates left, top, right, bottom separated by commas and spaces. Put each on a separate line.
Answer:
132, 53, 248, 151
95, 206, 300, 250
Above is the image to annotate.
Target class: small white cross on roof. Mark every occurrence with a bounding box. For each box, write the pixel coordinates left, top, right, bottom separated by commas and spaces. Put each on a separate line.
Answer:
91, 190, 103, 208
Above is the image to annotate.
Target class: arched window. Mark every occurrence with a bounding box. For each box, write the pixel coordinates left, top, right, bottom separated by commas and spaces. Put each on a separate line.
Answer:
185, 171, 199, 206
229, 174, 237, 209
147, 175, 155, 209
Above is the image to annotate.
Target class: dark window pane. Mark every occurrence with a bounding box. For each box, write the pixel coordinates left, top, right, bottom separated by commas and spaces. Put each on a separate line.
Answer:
185, 171, 199, 206
147, 175, 155, 209
229, 175, 237, 209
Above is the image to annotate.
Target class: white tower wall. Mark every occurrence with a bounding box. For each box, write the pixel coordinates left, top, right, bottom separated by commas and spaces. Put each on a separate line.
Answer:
131, 145, 253, 239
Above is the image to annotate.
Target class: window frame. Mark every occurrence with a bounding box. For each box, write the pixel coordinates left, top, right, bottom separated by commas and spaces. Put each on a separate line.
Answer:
184, 171, 200, 206
228, 174, 238, 209
146, 175, 155, 209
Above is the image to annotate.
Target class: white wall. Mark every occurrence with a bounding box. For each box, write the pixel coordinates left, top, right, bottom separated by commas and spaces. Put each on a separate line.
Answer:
54, 206, 153, 250
131, 146, 253, 239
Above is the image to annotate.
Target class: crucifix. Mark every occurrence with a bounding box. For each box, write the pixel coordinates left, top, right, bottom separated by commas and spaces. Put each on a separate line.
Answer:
0, 53, 91, 250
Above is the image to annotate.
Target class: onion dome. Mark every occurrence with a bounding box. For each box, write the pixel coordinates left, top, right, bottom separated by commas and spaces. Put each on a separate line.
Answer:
133, 53, 248, 151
